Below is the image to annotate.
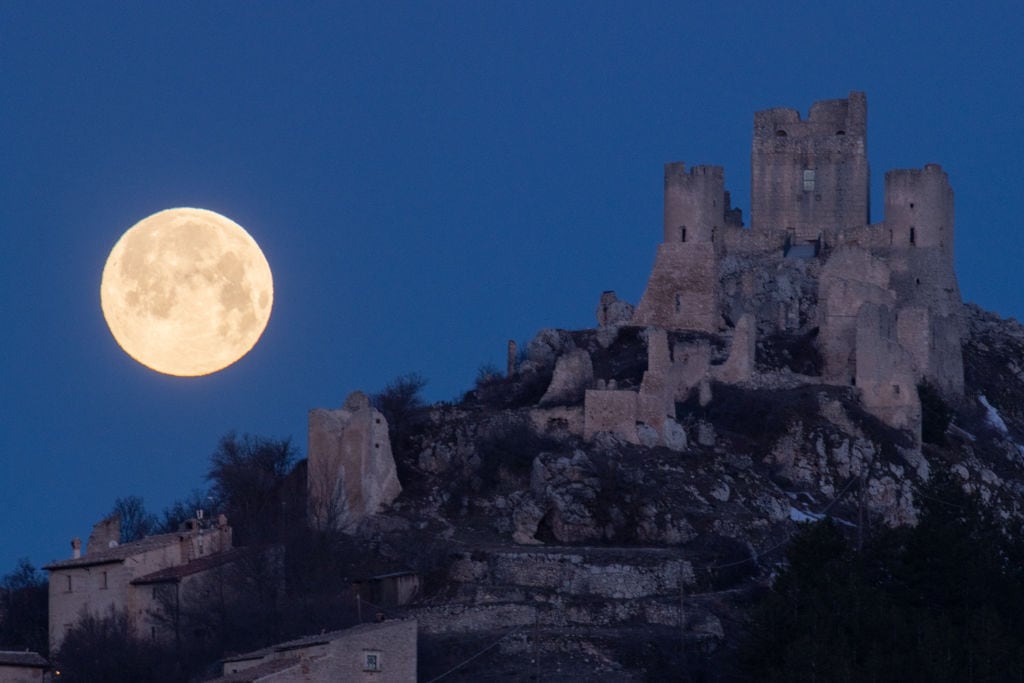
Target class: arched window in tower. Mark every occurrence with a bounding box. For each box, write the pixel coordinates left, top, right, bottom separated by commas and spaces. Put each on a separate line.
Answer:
680, 226, 687, 243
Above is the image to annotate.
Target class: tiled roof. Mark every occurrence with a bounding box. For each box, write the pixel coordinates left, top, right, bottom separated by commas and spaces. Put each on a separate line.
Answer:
131, 547, 252, 585
43, 532, 185, 570
221, 619, 413, 663
214, 656, 301, 682
0, 650, 48, 668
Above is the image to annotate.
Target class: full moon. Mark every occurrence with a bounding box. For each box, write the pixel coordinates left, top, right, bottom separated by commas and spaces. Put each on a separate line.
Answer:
100, 208, 273, 377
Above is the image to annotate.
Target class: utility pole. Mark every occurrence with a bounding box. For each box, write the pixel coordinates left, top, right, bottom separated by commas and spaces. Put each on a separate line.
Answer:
679, 571, 687, 665
533, 610, 541, 681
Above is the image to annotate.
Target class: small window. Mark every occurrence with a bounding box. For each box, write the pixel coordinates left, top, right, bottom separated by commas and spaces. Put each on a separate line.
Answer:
836, 130, 846, 135
775, 129, 787, 137
909, 227, 916, 245
893, 385, 901, 396
674, 294, 683, 313
680, 226, 687, 242
101, 571, 108, 589
363, 651, 382, 672
803, 169, 815, 192
66, 575, 72, 592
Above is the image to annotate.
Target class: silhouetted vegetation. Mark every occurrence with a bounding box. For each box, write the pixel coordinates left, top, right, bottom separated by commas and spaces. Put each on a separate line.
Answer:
0, 558, 47, 655
372, 372, 429, 457
476, 417, 561, 491
54, 609, 180, 683
757, 328, 822, 376
466, 366, 552, 409
738, 471, 1024, 681
207, 433, 296, 545
111, 495, 157, 543
156, 489, 214, 533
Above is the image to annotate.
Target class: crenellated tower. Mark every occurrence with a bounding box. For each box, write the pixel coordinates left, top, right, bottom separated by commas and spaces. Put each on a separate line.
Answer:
751, 91, 869, 241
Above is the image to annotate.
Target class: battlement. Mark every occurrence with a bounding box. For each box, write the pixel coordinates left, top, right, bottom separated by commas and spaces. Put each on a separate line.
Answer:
751, 91, 869, 238
753, 91, 867, 139
662, 163, 742, 244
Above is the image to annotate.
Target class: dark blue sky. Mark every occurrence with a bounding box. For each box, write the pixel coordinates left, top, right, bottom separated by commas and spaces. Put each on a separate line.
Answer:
2, 2, 1021, 573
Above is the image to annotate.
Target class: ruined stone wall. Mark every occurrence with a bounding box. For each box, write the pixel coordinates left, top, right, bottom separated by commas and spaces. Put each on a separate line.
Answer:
884, 164, 954, 253
583, 389, 638, 443
751, 92, 869, 239
818, 246, 896, 384
855, 303, 921, 436
308, 392, 402, 532
633, 243, 718, 332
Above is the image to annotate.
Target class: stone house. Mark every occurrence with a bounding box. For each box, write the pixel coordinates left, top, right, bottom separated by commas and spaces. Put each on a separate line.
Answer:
215, 618, 417, 682
43, 513, 233, 653
0, 651, 48, 683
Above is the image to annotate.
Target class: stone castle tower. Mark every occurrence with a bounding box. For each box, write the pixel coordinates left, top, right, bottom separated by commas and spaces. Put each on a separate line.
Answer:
625, 92, 963, 437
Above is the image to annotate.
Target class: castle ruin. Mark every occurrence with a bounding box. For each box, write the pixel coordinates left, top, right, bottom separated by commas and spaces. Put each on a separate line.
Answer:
585, 92, 963, 443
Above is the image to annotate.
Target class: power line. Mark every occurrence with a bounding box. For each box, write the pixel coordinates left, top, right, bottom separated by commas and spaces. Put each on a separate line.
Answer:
424, 629, 521, 683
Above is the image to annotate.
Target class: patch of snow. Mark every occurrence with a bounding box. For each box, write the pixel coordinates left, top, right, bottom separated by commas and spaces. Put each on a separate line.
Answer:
789, 507, 857, 527
789, 507, 822, 523
980, 395, 1009, 434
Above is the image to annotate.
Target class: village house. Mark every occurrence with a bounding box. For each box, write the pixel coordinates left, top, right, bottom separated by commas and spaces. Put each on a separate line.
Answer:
0, 651, 48, 683
215, 618, 417, 682
43, 512, 234, 653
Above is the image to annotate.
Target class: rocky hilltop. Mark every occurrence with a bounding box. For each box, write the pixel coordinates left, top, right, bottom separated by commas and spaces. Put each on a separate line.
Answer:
328, 301, 1024, 680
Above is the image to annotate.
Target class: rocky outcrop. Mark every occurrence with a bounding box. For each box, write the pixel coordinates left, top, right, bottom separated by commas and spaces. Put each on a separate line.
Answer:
539, 348, 594, 405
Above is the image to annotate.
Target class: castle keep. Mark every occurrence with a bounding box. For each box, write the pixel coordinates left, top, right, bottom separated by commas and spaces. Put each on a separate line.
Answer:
590, 92, 964, 441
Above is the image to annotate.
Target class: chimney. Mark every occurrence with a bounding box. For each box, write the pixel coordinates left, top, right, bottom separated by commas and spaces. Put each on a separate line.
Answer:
71, 537, 81, 559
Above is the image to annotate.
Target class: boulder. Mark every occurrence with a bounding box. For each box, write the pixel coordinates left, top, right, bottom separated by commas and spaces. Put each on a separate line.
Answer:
540, 349, 594, 405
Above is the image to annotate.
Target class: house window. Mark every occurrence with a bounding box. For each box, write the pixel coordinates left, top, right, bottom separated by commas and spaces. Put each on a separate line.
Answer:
803, 169, 815, 192
363, 650, 383, 672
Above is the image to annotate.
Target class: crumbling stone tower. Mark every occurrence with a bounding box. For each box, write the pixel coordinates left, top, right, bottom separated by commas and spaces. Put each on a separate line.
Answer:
751, 91, 869, 241
633, 164, 742, 332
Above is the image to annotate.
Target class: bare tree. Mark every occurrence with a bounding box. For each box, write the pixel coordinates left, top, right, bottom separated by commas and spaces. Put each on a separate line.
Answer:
111, 496, 157, 543
207, 433, 296, 545
0, 558, 47, 654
